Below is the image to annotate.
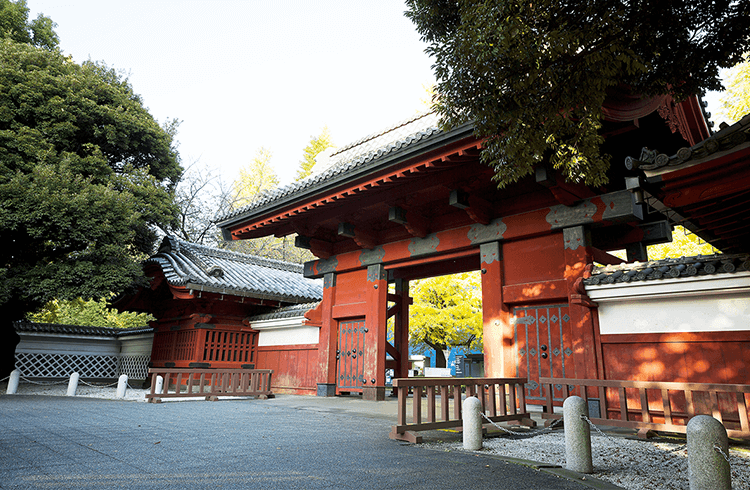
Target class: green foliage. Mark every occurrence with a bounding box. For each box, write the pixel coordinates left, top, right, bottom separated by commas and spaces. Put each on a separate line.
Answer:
409, 272, 482, 366
296, 127, 334, 181
0, 39, 182, 320
717, 54, 750, 125
0, 0, 58, 50
405, 0, 750, 188
28, 295, 154, 329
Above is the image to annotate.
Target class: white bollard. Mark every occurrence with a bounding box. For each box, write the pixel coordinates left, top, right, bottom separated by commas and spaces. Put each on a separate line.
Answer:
116, 374, 128, 399
154, 375, 164, 394
6, 369, 20, 394
564, 395, 593, 473
66, 372, 80, 396
462, 396, 483, 450
687, 415, 731, 490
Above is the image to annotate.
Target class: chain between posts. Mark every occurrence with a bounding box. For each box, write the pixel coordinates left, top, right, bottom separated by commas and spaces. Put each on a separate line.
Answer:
13, 375, 131, 390
78, 379, 120, 388
480, 411, 563, 437
713, 444, 731, 462
580, 414, 738, 465
19, 376, 67, 386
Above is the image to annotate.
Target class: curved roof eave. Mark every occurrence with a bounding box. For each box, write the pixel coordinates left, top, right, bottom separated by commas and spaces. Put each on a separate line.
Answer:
215, 121, 476, 232
182, 282, 321, 304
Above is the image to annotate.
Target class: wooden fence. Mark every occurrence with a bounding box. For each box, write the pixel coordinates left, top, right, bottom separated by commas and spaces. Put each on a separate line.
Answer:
540, 377, 750, 439
146, 368, 273, 403
389, 377, 534, 443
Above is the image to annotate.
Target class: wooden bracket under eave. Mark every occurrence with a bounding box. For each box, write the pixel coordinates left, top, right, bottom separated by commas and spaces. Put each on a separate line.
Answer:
449, 189, 492, 225
338, 222, 377, 249
388, 206, 429, 238
294, 235, 334, 259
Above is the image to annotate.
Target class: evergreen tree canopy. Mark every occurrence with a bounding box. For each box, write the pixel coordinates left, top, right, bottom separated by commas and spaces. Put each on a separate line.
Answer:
0, 0, 58, 50
0, 39, 182, 321
405, 0, 750, 187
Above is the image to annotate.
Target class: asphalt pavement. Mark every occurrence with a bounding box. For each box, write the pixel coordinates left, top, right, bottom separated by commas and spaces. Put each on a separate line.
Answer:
0, 393, 619, 489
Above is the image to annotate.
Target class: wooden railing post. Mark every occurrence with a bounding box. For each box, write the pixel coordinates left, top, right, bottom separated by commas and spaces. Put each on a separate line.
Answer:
539, 377, 750, 440
389, 377, 532, 443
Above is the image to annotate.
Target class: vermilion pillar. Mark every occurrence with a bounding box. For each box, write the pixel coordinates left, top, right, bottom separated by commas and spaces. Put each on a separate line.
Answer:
479, 241, 512, 378
562, 226, 599, 381
316, 272, 337, 396
364, 264, 388, 401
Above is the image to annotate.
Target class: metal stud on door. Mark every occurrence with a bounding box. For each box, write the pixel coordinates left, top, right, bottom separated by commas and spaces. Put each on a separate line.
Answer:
337, 318, 367, 391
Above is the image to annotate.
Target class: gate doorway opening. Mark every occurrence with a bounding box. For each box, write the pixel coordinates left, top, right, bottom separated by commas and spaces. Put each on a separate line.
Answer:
380, 251, 483, 392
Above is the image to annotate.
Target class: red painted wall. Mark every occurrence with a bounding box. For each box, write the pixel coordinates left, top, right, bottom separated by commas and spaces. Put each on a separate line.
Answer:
600, 332, 750, 384
503, 235, 565, 286
256, 344, 320, 395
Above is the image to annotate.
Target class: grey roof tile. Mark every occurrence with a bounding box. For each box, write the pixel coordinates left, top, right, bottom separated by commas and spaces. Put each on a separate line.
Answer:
247, 302, 320, 321
624, 111, 750, 173
584, 253, 750, 286
215, 112, 443, 224
14, 321, 153, 337
148, 236, 323, 303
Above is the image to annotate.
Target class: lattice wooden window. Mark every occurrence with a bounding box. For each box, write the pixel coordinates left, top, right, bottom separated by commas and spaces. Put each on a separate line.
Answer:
202, 330, 257, 364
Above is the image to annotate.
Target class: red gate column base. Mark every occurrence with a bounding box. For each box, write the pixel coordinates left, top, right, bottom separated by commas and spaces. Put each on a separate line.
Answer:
317, 383, 336, 397
363, 386, 385, 401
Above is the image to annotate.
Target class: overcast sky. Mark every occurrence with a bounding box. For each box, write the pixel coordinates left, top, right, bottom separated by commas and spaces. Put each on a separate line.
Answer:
28, 1, 727, 187
27, 1, 436, 185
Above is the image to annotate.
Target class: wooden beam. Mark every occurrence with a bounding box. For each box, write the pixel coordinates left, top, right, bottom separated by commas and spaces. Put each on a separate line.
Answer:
535, 166, 596, 206
294, 235, 334, 259
388, 206, 429, 238
338, 222, 377, 249
449, 189, 492, 225
591, 247, 626, 266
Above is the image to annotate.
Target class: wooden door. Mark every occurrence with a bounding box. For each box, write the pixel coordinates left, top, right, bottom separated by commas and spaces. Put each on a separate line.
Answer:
336, 318, 368, 392
512, 304, 572, 403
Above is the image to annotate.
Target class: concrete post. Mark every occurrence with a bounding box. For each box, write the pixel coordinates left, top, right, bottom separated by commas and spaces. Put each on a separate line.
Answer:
66, 372, 80, 396
564, 395, 593, 473
154, 375, 164, 394
116, 374, 128, 399
6, 369, 20, 394
687, 415, 731, 490
463, 396, 483, 450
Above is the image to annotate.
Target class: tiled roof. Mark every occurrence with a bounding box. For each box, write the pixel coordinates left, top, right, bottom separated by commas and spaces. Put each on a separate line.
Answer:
148, 236, 322, 303
247, 302, 319, 322
215, 112, 449, 225
14, 321, 153, 337
625, 113, 750, 175
584, 253, 750, 286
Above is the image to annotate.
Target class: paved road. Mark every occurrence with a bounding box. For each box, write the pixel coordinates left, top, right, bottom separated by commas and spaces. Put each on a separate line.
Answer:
0, 394, 605, 489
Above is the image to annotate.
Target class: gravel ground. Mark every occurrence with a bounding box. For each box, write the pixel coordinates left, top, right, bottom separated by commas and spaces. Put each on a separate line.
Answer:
5, 381, 750, 489
422, 427, 750, 490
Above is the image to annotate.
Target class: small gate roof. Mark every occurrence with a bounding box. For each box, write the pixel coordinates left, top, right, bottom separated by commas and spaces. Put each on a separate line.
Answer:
584, 253, 750, 285
14, 321, 153, 337
148, 236, 323, 304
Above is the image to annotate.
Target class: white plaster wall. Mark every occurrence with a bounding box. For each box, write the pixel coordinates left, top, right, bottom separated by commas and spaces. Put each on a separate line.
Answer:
587, 271, 750, 335
119, 334, 155, 356
16, 334, 120, 356
252, 316, 320, 347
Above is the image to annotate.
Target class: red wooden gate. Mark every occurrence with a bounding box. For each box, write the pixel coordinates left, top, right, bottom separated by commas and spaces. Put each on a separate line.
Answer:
512, 304, 572, 403
336, 318, 368, 393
